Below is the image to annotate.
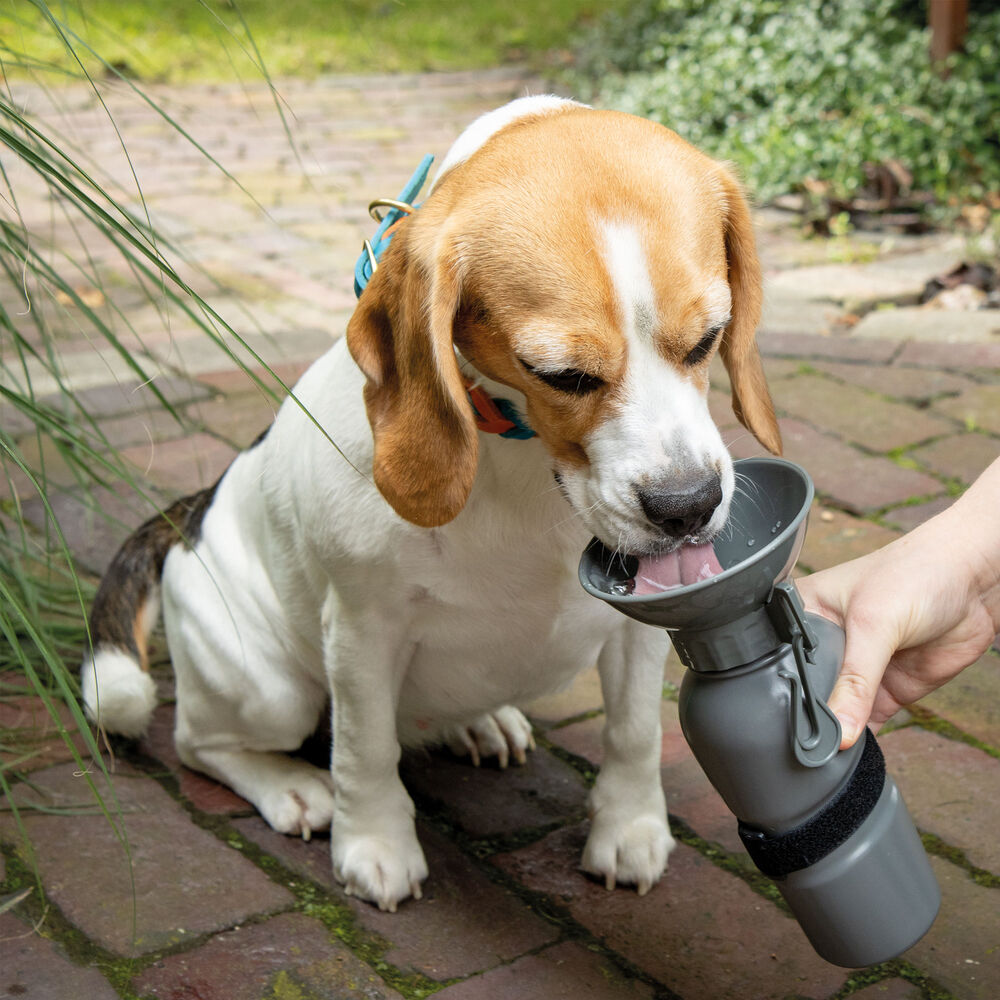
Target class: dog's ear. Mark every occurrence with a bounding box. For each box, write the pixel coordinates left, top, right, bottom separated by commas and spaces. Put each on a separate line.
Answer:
715, 167, 782, 456
346, 228, 479, 527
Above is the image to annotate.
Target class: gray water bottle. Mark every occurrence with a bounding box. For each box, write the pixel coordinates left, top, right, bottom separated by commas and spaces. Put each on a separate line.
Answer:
578, 457, 940, 968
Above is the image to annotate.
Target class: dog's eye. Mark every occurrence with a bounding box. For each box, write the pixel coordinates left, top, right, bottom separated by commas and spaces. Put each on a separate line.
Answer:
520, 360, 605, 395
683, 321, 728, 367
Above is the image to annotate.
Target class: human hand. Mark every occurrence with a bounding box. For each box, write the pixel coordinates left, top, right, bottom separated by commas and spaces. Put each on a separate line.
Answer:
796, 459, 1000, 749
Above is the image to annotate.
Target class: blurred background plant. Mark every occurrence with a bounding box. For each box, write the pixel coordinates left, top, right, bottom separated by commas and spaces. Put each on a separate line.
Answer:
568, 0, 1000, 234
1, 0, 623, 80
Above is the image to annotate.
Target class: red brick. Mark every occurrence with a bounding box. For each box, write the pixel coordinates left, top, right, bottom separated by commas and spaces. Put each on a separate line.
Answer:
850, 979, 924, 1000
897, 340, 1000, 370
187, 391, 279, 448
140, 703, 253, 816
772, 374, 954, 451
909, 433, 1000, 484
493, 829, 846, 999
0, 694, 94, 773
0, 399, 36, 437
0, 763, 292, 956
6, 434, 81, 494
19, 483, 163, 575
708, 388, 743, 432
38, 376, 211, 421
93, 408, 191, 451
119, 431, 237, 494
798, 504, 900, 572
196, 359, 311, 394
398, 745, 588, 839
904, 857, 1000, 999
881, 496, 954, 532
931, 384, 1000, 436
0, 913, 119, 1000
709, 354, 803, 397
133, 913, 405, 1000
233, 817, 558, 981
920, 650, 1000, 750
722, 423, 771, 459
811, 362, 973, 403
735, 419, 944, 513
881, 728, 1000, 873
760, 333, 899, 363
546, 709, 614, 765
433, 941, 656, 1000
764, 357, 807, 380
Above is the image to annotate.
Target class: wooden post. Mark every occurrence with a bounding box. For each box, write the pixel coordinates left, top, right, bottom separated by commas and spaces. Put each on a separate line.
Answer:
929, 0, 968, 65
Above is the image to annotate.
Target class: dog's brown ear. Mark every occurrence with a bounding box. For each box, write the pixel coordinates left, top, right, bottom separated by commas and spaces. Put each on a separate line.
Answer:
346, 228, 478, 527
715, 167, 782, 456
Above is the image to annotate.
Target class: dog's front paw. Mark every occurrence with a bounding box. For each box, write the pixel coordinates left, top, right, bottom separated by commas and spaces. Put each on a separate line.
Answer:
332, 823, 428, 913
444, 706, 536, 767
582, 809, 675, 896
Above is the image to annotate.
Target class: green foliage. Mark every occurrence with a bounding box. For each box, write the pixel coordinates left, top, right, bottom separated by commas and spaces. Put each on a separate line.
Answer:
0, 0, 630, 81
569, 0, 1000, 208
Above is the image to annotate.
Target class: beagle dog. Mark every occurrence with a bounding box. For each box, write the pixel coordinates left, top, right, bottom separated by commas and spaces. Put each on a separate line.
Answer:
82, 96, 780, 912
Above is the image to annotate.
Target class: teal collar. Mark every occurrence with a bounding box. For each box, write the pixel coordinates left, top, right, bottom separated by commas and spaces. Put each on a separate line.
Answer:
353, 155, 433, 298
353, 157, 536, 441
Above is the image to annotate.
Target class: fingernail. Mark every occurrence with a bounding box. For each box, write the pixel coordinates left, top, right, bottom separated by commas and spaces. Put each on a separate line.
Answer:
838, 718, 862, 749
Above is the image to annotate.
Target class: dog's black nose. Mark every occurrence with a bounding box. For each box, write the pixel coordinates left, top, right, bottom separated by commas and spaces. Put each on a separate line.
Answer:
637, 474, 723, 538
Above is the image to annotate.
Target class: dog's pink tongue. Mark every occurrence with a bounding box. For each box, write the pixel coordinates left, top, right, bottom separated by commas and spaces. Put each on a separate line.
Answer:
634, 543, 724, 595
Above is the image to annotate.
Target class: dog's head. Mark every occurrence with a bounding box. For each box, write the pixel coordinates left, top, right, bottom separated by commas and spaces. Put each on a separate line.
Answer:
347, 98, 780, 554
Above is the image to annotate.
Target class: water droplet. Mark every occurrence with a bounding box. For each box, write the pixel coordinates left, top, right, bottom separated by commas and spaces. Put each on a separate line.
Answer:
746, 538, 756, 548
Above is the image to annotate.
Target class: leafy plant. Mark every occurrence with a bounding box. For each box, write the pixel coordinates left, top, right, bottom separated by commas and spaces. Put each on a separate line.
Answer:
569, 0, 1000, 213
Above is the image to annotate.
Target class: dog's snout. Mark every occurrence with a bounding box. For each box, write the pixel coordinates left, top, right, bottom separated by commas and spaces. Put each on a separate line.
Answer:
637, 474, 723, 538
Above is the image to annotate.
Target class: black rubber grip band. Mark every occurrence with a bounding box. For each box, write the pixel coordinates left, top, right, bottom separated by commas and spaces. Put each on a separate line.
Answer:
738, 728, 886, 879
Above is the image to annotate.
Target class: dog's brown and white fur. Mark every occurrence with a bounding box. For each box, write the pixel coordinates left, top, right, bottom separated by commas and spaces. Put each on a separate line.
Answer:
82, 97, 780, 912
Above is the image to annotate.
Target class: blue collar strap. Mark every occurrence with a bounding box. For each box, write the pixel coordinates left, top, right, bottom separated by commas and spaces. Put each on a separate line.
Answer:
490, 398, 537, 440
353, 157, 536, 440
465, 381, 538, 440
354, 154, 434, 298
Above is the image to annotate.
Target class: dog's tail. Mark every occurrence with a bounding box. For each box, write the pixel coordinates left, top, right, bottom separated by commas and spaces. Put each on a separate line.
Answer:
81, 485, 217, 737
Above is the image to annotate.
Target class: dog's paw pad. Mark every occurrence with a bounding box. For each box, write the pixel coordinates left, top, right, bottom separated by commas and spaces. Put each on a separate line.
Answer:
445, 706, 535, 768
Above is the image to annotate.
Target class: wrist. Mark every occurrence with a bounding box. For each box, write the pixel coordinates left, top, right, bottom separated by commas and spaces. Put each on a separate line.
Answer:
944, 475, 1000, 633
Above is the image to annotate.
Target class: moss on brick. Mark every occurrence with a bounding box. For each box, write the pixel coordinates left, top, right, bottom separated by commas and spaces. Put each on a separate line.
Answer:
909, 705, 1000, 760
0, 845, 147, 999
920, 832, 1000, 890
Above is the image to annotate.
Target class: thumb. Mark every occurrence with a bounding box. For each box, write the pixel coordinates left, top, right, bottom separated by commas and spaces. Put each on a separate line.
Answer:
826, 620, 897, 749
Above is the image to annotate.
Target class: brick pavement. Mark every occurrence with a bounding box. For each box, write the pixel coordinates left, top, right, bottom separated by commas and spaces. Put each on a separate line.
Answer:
2, 69, 999, 1000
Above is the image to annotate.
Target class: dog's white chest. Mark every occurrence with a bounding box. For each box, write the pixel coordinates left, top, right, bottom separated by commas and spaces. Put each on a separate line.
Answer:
392, 526, 621, 743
